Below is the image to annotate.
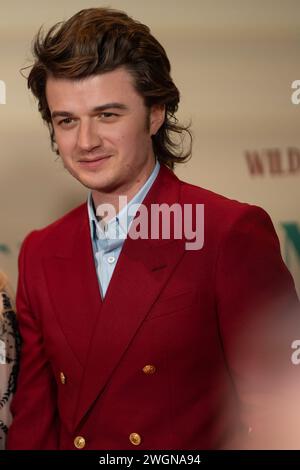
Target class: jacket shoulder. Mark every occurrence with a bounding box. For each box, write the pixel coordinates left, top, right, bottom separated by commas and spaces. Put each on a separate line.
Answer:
21, 203, 87, 252
178, 178, 273, 233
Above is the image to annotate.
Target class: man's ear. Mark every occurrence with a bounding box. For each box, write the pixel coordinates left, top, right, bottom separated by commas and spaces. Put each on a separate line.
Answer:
150, 104, 166, 136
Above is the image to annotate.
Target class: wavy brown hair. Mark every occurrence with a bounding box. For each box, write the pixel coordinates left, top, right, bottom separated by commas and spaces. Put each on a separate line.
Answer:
27, 7, 192, 169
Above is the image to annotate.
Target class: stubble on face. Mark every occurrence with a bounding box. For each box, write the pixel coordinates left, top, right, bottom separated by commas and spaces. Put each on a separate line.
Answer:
46, 68, 160, 210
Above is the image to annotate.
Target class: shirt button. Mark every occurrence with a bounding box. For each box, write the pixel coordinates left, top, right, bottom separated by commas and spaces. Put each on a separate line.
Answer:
74, 436, 86, 449
129, 433, 142, 446
107, 256, 115, 264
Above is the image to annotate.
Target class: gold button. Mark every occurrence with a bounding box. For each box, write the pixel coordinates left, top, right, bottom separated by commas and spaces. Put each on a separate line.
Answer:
142, 364, 156, 375
74, 435, 86, 449
60, 372, 66, 384
129, 432, 141, 446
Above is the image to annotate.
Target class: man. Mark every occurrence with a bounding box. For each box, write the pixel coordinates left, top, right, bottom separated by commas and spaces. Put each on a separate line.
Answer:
7, 8, 300, 449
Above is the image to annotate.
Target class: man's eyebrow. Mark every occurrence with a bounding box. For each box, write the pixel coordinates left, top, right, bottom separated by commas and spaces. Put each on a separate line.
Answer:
93, 103, 128, 112
51, 103, 128, 119
51, 111, 73, 119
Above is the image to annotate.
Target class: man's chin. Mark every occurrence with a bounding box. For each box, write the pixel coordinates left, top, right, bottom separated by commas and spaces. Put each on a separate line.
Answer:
76, 176, 117, 194
68, 171, 107, 190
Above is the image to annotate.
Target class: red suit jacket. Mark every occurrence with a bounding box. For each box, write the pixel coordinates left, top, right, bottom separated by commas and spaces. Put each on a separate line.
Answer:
7, 165, 300, 449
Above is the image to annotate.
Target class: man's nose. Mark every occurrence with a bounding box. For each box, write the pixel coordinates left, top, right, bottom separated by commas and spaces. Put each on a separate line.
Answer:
77, 120, 102, 151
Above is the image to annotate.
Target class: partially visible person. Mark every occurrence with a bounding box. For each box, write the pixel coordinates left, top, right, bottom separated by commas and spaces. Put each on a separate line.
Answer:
0, 272, 20, 449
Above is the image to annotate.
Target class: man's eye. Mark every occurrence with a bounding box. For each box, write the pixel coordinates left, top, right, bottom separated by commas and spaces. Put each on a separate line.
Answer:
99, 112, 118, 119
58, 117, 74, 126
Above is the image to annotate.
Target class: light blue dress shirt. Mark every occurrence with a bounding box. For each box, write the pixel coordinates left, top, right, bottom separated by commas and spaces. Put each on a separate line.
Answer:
87, 161, 160, 298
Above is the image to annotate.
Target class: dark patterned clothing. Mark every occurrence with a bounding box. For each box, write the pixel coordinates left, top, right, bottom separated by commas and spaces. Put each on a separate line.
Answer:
0, 292, 20, 449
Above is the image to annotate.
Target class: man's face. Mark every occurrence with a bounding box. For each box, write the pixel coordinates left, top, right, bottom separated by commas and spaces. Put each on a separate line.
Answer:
46, 68, 164, 197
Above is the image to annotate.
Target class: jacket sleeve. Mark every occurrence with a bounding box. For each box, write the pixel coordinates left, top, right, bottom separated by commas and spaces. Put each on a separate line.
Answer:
215, 205, 300, 449
7, 232, 59, 449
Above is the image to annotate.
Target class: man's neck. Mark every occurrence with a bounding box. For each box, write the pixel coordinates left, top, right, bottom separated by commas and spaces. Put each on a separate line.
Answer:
92, 161, 157, 220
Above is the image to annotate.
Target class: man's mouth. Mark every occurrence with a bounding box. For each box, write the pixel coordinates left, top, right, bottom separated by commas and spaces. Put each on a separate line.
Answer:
78, 155, 112, 168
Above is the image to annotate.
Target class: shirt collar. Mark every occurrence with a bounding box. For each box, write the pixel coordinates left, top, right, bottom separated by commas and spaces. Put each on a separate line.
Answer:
87, 160, 160, 242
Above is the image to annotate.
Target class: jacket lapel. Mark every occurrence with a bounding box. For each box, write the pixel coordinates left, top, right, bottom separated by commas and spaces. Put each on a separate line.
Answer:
74, 166, 186, 429
43, 206, 103, 368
